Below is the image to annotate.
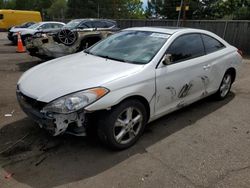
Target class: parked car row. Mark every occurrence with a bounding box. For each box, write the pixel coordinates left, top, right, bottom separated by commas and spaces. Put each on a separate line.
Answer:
8, 19, 119, 59
8, 21, 66, 44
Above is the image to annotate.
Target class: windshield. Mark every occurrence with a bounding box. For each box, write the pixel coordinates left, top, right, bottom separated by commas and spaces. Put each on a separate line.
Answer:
64, 20, 81, 29
28, 23, 40, 29
86, 30, 170, 64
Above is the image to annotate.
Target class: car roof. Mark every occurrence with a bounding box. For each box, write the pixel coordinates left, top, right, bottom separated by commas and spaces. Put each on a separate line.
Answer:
71, 19, 116, 23
124, 26, 204, 35
39, 21, 65, 25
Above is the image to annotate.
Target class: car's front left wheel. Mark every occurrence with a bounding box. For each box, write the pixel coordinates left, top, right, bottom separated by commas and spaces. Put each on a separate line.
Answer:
97, 99, 147, 150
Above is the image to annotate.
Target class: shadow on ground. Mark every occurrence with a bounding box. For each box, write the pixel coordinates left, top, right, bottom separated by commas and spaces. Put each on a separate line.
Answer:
0, 93, 235, 188
16, 59, 44, 72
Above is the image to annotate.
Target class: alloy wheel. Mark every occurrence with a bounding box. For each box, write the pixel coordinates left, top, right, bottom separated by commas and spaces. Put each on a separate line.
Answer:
220, 74, 232, 98
113, 107, 143, 145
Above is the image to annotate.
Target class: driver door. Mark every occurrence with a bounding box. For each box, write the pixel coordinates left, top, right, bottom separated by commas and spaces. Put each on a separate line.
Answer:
154, 33, 209, 117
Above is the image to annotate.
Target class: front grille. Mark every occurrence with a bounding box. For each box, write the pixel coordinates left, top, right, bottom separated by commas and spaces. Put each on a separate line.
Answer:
17, 92, 47, 111
8, 32, 13, 37
8, 32, 13, 39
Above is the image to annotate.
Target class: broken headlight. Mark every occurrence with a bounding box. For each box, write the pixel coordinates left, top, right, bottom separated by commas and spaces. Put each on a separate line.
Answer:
42, 87, 109, 114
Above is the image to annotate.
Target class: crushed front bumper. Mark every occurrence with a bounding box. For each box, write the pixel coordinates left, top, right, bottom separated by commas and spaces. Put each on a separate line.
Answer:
26, 35, 77, 59
17, 91, 87, 136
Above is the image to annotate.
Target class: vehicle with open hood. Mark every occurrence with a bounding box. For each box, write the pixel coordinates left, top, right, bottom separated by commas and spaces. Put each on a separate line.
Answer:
8, 21, 65, 44
25, 19, 118, 59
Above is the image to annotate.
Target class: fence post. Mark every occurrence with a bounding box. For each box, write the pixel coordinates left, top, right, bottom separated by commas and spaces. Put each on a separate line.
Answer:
222, 21, 228, 39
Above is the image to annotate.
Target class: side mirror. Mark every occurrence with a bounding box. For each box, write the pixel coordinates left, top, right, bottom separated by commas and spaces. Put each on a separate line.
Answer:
162, 54, 172, 65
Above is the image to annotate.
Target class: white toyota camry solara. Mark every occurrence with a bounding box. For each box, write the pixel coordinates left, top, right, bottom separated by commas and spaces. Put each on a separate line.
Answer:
17, 27, 243, 149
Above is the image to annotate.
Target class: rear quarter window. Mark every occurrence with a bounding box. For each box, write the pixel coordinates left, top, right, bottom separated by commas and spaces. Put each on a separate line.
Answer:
92, 21, 106, 28
105, 21, 116, 28
202, 34, 225, 54
83, 21, 93, 28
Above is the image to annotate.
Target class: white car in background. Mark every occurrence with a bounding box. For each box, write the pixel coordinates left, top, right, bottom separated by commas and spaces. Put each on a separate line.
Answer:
8, 21, 65, 44
17, 27, 243, 149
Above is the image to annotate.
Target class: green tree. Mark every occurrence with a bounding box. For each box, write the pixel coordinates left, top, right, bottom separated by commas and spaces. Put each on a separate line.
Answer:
125, 0, 145, 18
47, 0, 67, 19
0, 0, 16, 9
147, 0, 199, 19
218, 0, 250, 19
67, 0, 145, 19
67, 0, 98, 18
145, 0, 155, 18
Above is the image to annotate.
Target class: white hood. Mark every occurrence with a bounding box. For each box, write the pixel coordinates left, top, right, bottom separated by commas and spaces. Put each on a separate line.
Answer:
18, 52, 143, 102
10, 28, 37, 35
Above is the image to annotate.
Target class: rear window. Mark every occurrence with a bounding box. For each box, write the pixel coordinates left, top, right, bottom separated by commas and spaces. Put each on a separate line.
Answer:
0, 14, 3, 20
202, 34, 225, 54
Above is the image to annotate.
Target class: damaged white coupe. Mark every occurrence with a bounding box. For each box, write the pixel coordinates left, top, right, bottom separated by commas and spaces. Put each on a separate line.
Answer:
17, 27, 243, 149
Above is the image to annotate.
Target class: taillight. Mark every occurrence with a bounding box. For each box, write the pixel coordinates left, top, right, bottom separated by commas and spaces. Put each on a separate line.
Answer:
237, 49, 243, 57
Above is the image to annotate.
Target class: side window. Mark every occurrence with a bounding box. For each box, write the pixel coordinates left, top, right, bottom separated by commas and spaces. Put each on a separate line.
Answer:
202, 34, 225, 54
40, 23, 51, 29
26, 22, 34, 27
93, 21, 105, 28
52, 23, 64, 28
0, 14, 4, 20
105, 21, 116, 28
78, 22, 89, 29
84, 21, 92, 28
167, 34, 205, 63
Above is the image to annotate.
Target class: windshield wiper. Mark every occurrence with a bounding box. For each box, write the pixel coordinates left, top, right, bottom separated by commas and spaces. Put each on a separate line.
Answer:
96, 54, 127, 63
85, 53, 142, 64
84, 50, 93, 55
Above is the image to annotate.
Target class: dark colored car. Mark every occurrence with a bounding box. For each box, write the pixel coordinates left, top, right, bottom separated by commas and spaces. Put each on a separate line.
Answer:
8, 21, 65, 45
8, 22, 36, 41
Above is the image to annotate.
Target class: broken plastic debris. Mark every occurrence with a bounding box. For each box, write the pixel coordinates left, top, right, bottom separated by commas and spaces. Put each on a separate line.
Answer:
4, 110, 15, 117
5, 173, 14, 179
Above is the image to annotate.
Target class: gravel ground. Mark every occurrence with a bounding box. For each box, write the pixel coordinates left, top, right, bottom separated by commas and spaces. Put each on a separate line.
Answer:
0, 32, 250, 188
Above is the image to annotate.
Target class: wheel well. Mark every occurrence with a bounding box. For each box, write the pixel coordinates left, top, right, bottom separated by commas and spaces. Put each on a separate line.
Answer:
119, 95, 151, 122
226, 68, 236, 83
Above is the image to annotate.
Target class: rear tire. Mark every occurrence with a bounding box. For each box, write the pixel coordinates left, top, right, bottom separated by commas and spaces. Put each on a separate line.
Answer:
97, 99, 147, 150
214, 72, 233, 100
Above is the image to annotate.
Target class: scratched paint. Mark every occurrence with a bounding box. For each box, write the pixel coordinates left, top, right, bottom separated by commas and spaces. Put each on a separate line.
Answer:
166, 86, 176, 100
165, 75, 210, 101
199, 75, 210, 96
178, 81, 194, 98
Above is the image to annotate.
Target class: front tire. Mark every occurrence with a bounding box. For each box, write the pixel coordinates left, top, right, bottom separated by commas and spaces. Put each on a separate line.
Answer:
97, 99, 147, 150
214, 72, 233, 100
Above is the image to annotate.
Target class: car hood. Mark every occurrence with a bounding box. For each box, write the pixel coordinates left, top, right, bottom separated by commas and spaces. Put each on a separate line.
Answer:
10, 28, 37, 35
18, 52, 144, 102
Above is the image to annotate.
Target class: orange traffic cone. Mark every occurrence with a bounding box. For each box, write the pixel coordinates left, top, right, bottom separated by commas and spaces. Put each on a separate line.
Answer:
16, 32, 26, 53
